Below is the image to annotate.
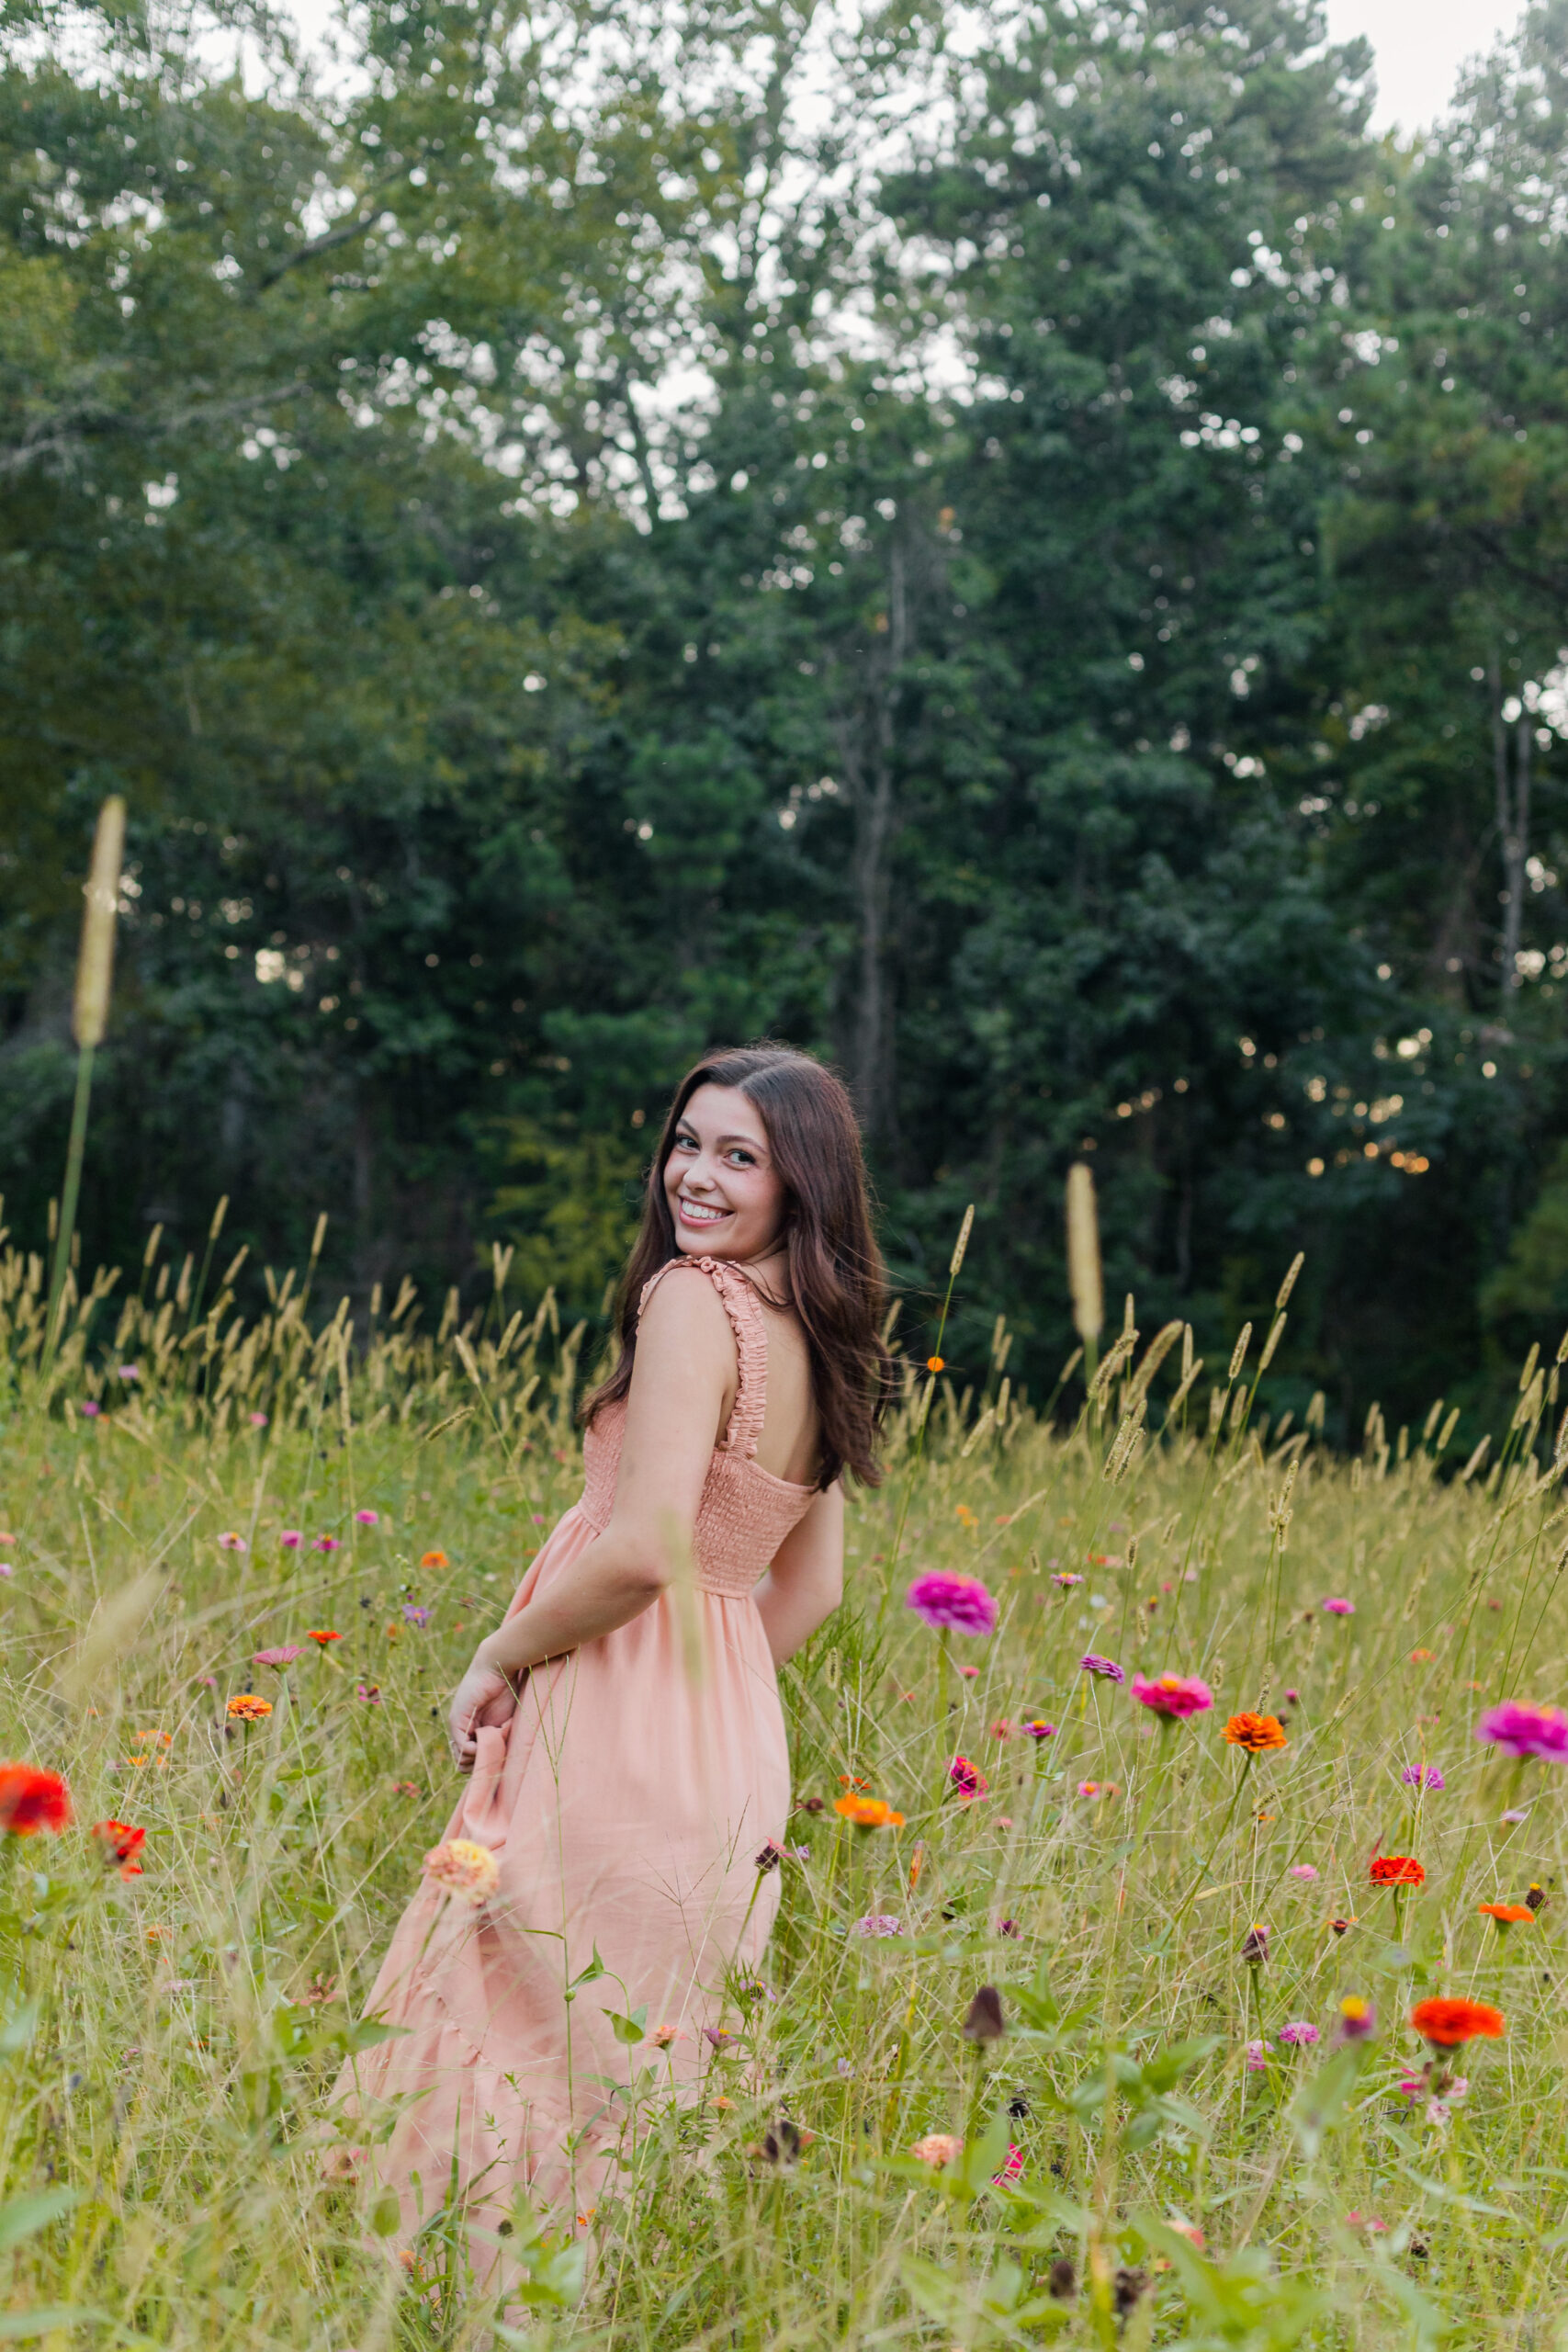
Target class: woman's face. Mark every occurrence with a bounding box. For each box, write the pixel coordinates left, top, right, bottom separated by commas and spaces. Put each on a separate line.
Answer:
663, 1083, 788, 1262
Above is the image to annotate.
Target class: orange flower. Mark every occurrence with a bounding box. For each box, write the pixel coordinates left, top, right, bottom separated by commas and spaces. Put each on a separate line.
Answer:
1409, 1996, 1506, 2047
225, 1695, 273, 1722
926, 1356, 945, 1374
0, 1764, 72, 1837
420, 1550, 448, 1569
833, 1795, 906, 1829
1369, 1854, 1425, 1887
91, 1819, 146, 1879
307, 1629, 342, 1645
1478, 1902, 1534, 1927
1223, 1713, 1288, 1755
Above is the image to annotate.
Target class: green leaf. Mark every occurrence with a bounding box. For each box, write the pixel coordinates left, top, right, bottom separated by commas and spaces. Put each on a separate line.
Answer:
0, 2190, 77, 2258
369, 2191, 402, 2238
601, 2002, 648, 2046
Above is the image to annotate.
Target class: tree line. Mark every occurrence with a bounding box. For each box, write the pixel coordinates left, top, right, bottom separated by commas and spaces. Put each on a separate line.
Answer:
4, 0, 1567, 1436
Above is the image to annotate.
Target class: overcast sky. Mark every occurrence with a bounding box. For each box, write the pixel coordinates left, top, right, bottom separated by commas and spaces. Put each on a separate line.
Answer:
1325, 0, 1525, 130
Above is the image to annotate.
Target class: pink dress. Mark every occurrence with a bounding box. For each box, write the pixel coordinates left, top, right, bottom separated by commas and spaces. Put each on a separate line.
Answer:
334, 1256, 815, 2246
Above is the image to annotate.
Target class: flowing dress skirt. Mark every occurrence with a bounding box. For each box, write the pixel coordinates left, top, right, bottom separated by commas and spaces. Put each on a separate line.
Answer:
333, 1503, 790, 2245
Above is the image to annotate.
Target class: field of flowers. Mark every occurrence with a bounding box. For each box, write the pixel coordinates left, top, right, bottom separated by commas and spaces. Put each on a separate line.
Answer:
2, 1233, 1567, 2349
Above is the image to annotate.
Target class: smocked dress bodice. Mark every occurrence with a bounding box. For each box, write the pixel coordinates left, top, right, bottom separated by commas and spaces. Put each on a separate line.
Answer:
576, 1254, 817, 1597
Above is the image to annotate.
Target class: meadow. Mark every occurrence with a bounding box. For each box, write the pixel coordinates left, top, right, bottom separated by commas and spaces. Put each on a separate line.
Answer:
2, 1227, 1567, 2350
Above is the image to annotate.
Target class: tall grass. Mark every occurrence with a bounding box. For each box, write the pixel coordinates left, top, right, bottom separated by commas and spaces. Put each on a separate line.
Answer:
1, 1228, 1566, 2349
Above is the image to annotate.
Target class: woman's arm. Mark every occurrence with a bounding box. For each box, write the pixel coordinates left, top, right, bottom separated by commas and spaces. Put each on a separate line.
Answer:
468, 1272, 735, 1683
752, 1480, 845, 1668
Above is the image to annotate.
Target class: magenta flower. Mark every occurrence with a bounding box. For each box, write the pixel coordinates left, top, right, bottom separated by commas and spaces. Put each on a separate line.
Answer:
279, 1531, 302, 1549
853, 1914, 902, 1937
1052, 1571, 1084, 1589
117, 1364, 141, 1383
312, 1534, 341, 1554
1321, 1598, 1355, 1617
1277, 2020, 1320, 2048
1021, 1719, 1058, 1740
1131, 1671, 1213, 1720
1337, 1996, 1376, 2041
402, 1603, 432, 1629
949, 1755, 988, 1801
906, 1573, 998, 1635
355, 1682, 381, 1704
1078, 1653, 1125, 1684
1245, 2039, 1268, 2073
254, 1645, 302, 1668
1284, 1687, 1299, 1702
1402, 1763, 1446, 1790
1474, 1702, 1568, 1761
79, 1401, 102, 1419
249, 1412, 268, 1428
1288, 1863, 1319, 1882
991, 2143, 1024, 2185
217, 1532, 248, 1553
355, 1510, 379, 1526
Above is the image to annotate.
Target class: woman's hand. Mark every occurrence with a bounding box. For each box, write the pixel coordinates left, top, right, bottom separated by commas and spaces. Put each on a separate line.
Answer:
447, 1650, 520, 1772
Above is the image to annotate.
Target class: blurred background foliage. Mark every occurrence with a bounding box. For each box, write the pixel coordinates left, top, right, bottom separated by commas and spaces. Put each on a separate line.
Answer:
5, 0, 1568, 1437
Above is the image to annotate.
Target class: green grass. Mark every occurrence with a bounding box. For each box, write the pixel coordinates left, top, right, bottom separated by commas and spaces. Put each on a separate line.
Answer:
2, 1239, 1567, 2349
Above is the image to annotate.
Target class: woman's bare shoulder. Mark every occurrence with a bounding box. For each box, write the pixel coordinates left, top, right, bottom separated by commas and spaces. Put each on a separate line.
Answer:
634, 1261, 739, 1371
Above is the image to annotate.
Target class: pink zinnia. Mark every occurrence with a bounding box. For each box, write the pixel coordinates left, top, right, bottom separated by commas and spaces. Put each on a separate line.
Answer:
1321, 1597, 1355, 1616
1474, 1702, 1568, 1761
991, 2143, 1024, 2185
312, 1534, 341, 1554
906, 1573, 998, 1635
1052, 1571, 1084, 1589
253, 1646, 301, 1668
1021, 1719, 1057, 1740
949, 1755, 988, 1801
279, 1531, 302, 1549
1078, 1653, 1124, 1683
217, 1532, 247, 1553
1277, 2020, 1319, 2048
354, 1510, 379, 1526
1131, 1671, 1213, 1720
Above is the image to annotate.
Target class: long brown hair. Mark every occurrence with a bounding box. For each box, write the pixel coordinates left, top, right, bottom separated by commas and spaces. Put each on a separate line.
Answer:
584, 1045, 894, 1487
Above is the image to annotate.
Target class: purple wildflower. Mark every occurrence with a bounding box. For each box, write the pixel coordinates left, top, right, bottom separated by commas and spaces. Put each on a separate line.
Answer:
1402, 1763, 1446, 1790
1245, 2040, 1267, 2073
1474, 1702, 1568, 1761
853, 1914, 902, 1938
1321, 1597, 1354, 1617
905, 1573, 998, 1636
1021, 1719, 1058, 1740
1277, 2020, 1320, 2048
1078, 1653, 1125, 1684
402, 1603, 432, 1629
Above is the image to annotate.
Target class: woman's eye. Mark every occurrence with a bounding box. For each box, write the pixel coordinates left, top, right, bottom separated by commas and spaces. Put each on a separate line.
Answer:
728, 1149, 755, 1167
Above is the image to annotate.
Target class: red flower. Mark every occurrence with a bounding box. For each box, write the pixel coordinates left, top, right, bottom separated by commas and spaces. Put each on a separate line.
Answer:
91, 1820, 146, 1879
1369, 1854, 1426, 1887
0, 1764, 71, 1837
1409, 1997, 1506, 2048
306, 1629, 342, 1645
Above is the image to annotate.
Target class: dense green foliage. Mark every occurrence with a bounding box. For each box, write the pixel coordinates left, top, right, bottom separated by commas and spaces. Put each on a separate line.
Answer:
5, 0, 1568, 1435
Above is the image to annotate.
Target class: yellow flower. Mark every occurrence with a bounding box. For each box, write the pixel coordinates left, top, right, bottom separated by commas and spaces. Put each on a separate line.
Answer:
422, 1838, 500, 1907
225, 1695, 273, 1722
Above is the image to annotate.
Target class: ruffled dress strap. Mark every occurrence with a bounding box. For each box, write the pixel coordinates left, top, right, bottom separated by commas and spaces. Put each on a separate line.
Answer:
637, 1256, 769, 1460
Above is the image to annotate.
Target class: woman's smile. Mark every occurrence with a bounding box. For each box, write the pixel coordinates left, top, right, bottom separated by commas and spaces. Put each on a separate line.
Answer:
676, 1195, 731, 1227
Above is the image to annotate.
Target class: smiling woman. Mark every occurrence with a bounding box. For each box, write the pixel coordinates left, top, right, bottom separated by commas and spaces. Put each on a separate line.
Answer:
333, 1044, 895, 2278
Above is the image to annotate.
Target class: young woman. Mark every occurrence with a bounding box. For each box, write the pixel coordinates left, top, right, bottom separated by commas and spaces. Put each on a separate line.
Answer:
334, 1044, 891, 2268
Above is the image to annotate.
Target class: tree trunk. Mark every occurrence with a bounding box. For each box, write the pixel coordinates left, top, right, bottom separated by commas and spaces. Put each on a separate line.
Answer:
1492, 657, 1531, 991
835, 537, 908, 1152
